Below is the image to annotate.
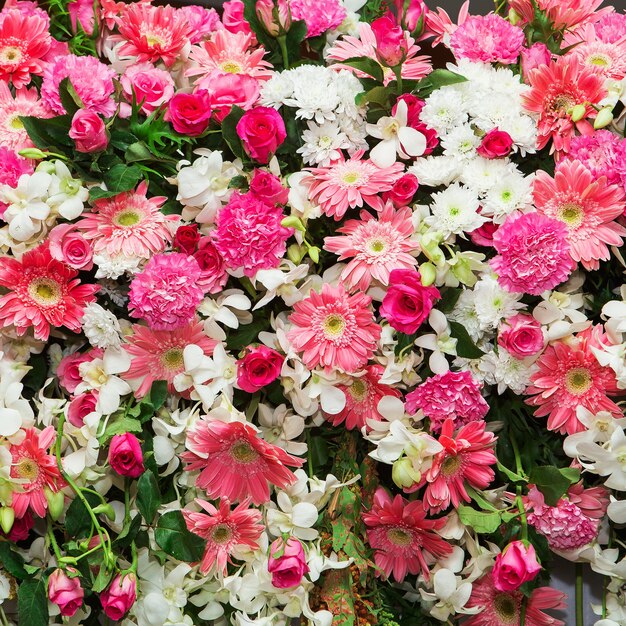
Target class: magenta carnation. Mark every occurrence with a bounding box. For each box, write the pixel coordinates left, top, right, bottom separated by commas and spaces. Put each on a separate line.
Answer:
405, 370, 489, 433
212, 192, 292, 277
289, 0, 346, 37
567, 130, 624, 185
128, 253, 205, 331
490, 212, 574, 296
41, 54, 116, 116
449, 14, 525, 65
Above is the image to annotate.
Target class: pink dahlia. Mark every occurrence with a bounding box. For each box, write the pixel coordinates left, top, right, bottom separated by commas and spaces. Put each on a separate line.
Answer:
128, 253, 205, 331
287, 283, 381, 374
424, 419, 497, 514
594, 11, 626, 43
533, 160, 626, 271
566, 130, 624, 185
211, 192, 292, 277
116, 3, 190, 67
0, 243, 98, 341
77, 182, 177, 259
304, 151, 404, 221
323, 204, 418, 292
0, 82, 51, 151
465, 573, 565, 626
362, 487, 452, 583
9, 426, 64, 518
183, 498, 264, 575
0, 9, 50, 88
522, 57, 606, 154
449, 14, 525, 65
123, 320, 217, 398
289, 0, 346, 38
41, 54, 117, 116
324, 365, 402, 431
525, 325, 621, 435
405, 371, 489, 434
490, 211, 574, 296
183, 419, 304, 505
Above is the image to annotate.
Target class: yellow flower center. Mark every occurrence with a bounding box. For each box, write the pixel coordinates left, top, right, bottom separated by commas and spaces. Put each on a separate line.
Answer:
322, 313, 346, 339
28, 278, 61, 306
565, 367, 592, 395
588, 54, 610, 67
494, 593, 517, 622
114, 209, 142, 227
386, 527, 412, 547
17, 458, 39, 481
230, 440, 259, 464
342, 170, 362, 186
144, 32, 166, 47
441, 455, 462, 477
348, 378, 367, 402
0, 46, 22, 64
220, 60, 242, 74
367, 238, 387, 254
557, 203, 584, 228
161, 348, 184, 370
211, 524, 233, 544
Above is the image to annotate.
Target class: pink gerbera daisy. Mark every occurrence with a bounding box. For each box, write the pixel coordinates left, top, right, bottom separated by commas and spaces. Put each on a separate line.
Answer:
423, 419, 497, 514
326, 22, 432, 86
0, 243, 98, 341
183, 419, 304, 505
522, 57, 606, 154
304, 151, 404, 221
323, 204, 418, 292
525, 325, 621, 435
183, 498, 264, 575
533, 160, 626, 271
566, 37, 626, 80
362, 487, 452, 583
324, 365, 401, 431
77, 182, 177, 259
0, 82, 51, 151
0, 9, 51, 88
123, 320, 217, 398
465, 573, 565, 626
116, 3, 191, 67
287, 283, 381, 374
509, 0, 605, 30
9, 426, 64, 519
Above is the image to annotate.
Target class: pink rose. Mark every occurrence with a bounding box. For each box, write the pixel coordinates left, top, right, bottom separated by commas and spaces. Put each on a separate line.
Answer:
121, 63, 175, 115
108, 433, 145, 478
6, 509, 33, 541
206, 73, 260, 122
492, 541, 542, 592
380, 268, 441, 334
194, 238, 228, 294
100, 573, 137, 621
395, 0, 427, 33
48, 568, 84, 617
477, 129, 514, 159
469, 220, 498, 247
255, 0, 291, 37
49, 223, 93, 271
69, 109, 108, 153
521, 43, 551, 80
222, 0, 254, 37
67, 391, 98, 428
498, 314, 544, 359
268, 537, 309, 589
178, 5, 220, 43
167, 91, 212, 136
371, 14, 407, 67
382, 173, 419, 207
250, 169, 289, 205
57, 351, 95, 393
237, 345, 285, 392
236, 107, 286, 164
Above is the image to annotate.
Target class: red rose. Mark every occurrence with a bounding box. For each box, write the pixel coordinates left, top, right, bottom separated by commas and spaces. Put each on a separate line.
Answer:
469, 219, 498, 247
174, 224, 201, 254
477, 128, 514, 159
167, 91, 212, 136
194, 238, 228, 293
108, 433, 145, 478
237, 345, 285, 392
236, 107, 286, 164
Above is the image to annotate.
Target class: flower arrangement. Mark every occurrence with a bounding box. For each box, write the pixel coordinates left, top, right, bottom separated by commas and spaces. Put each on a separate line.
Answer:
0, 0, 625, 625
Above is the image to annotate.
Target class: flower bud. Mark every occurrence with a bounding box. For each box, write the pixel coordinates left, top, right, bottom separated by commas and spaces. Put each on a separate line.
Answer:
419, 232, 445, 265
307, 246, 320, 263
281, 215, 306, 232
570, 104, 587, 123
18, 148, 48, 160
45, 488, 65, 521
0, 506, 15, 534
594, 107, 614, 129
508, 8, 522, 25
419, 262, 437, 286
92, 503, 116, 521
287, 243, 305, 264
392, 457, 421, 489
450, 254, 476, 286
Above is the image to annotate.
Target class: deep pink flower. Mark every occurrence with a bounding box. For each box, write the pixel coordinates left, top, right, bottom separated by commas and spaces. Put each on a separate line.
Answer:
207, 73, 260, 122
100, 574, 137, 621
492, 541, 541, 592
371, 14, 407, 67
48, 568, 84, 618
498, 314, 544, 359
249, 169, 289, 205
222, 0, 254, 37
236, 107, 286, 164
121, 63, 175, 115
567, 130, 624, 185
0, 146, 33, 217
268, 537, 309, 588
108, 433, 145, 478
69, 109, 108, 153
174, 224, 201, 254
510, 0, 604, 30
477, 129, 513, 159
382, 173, 419, 207
194, 238, 229, 294
521, 43, 551, 80
237, 345, 284, 393
289, 0, 346, 37
68, 0, 94, 35
178, 5, 220, 43
58, 351, 94, 394
67, 391, 98, 428
167, 91, 212, 137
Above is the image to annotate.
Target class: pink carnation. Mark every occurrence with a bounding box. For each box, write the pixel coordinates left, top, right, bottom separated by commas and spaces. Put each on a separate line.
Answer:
449, 14, 525, 65
289, 0, 346, 37
594, 11, 626, 43
567, 130, 624, 185
177, 5, 220, 44
405, 370, 489, 433
212, 192, 292, 277
128, 253, 205, 331
41, 54, 117, 116
490, 212, 574, 296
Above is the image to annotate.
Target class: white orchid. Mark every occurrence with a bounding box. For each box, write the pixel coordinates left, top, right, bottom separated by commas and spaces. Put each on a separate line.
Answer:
414, 309, 457, 374
266, 490, 320, 541
199, 290, 252, 341
577, 427, 626, 490
419, 569, 479, 621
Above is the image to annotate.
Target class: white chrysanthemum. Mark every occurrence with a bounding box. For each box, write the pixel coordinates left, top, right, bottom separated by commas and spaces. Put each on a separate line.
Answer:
339, 116, 369, 153
459, 157, 513, 194
473, 275, 525, 330
425, 183, 487, 238
259, 73, 295, 108
284, 66, 341, 123
93, 251, 142, 279
440, 123, 481, 160
409, 155, 462, 188
334, 69, 367, 120
420, 86, 468, 134
477, 348, 537, 394
500, 115, 537, 154
448, 290, 483, 342
481, 172, 534, 223
297, 120, 349, 166
81, 302, 123, 349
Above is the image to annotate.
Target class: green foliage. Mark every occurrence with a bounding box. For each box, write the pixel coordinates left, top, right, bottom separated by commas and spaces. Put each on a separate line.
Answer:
0, 543, 30, 579
137, 470, 162, 523
65, 491, 101, 537
338, 57, 384, 83
155, 511, 206, 562
457, 504, 502, 534
415, 69, 468, 98
528, 465, 580, 506
18, 577, 49, 626
449, 321, 485, 359
221, 106, 246, 159
98, 416, 142, 445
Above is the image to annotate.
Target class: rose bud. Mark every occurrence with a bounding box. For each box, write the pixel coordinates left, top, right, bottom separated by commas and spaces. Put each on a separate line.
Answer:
268, 537, 309, 589
382, 173, 419, 207
371, 14, 407, 67
108, 433, 145, 479
69, 109, 108, 153
100, 573, 137, 621
493, 541, 542, 592
237, 345, 285, 393
250, 169, 289, 205
48, 568, 84, 617
477, 128, 514, 159
67, 391, 99, 428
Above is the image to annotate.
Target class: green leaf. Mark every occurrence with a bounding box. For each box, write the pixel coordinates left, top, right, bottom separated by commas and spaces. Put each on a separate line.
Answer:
18, 577, 49, 626
466, 485, 499, 512
114, 513, 142, 549
226, 315, 271, 352
19, 115, 73, 150
356, 86, 390, 108
155, 511, 206, 562
65, 492, 100, 537
449, 320, 484, 359
0, 543, 29, 579
284, 20, 308, 60
136, 470, 161, 523
497, 461, 527, 484
98, 416, 142, 445
103, 163, 143, 193
147, 380, 168, 412
221, 105, 246, 159
309, 435, 329, 468
89, 186, 121, 201
416, 69, 467, 97
58, 77, 83, 116
332, 517, 350, 552
338, 56, 384, 83
529, 465, 580, 506
439, 287, 462, 314
457, 504, 501, 534
91, 566, 114, 593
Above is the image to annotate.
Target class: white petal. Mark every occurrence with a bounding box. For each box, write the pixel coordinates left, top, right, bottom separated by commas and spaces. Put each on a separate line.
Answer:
430, 351, 450, 374
377, 395, 405, 421
153, 436, 175, 466
369, 139, 398, 168
607, 500, 626, 524
398, 127, 427, 157
433, 569, 458, 601
319, 386, 346, 415
0, 408, 23, 437
290, 501, 319, 528
143, 592, 170, 626
183, 344, 205, 370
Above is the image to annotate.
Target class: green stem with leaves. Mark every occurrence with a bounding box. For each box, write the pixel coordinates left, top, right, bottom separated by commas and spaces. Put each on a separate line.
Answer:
510, 432, 528, 543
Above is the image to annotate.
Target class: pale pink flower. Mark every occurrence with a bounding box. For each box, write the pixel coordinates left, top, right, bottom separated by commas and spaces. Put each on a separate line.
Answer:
77, 182, 177, 259
449, 14, 524, 65
593, 11, 626, 43
525, 325, 621, 435
509, 0, 605, 30
288, 283, 381, 374
183, 498, 264, 574
120, 63, 175, 115
533, 160, 626, 271
565, 30, 626, 80
323, 204, 418, 292
0, 82, 51, 151
183, 419, 304, 505
362, 488, 452, 582
289, 0, 346, 38
304, 151, 404, 221
424, 0, 470, 47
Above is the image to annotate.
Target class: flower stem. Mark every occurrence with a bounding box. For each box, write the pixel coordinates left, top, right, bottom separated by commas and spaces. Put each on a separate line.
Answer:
277, 35, 290, 70
576, 563, 584, 626
510, 432, 528, 542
